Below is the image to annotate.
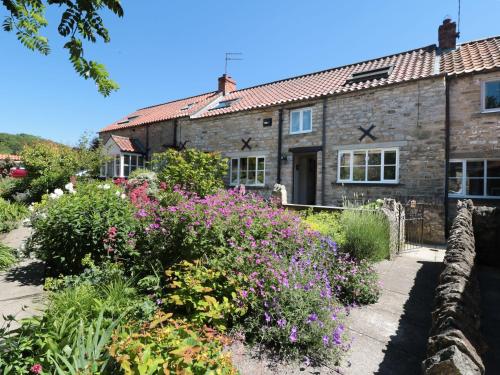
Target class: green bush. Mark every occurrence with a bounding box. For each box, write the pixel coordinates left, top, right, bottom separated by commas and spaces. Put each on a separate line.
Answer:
304, 211, 347, 248
20, 139, 103, 202
0, 243, 16, 271
0, 197, 28, 233
340, 210, 390, 261
0, 263, 154, 374
152, 148, 228, 197
110, 312, 238, 375
28, 182, 139, 275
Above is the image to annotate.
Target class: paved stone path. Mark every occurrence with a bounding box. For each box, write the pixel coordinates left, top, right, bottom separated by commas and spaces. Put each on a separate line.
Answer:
0, 225, 44, 328
231, 247, 445, 374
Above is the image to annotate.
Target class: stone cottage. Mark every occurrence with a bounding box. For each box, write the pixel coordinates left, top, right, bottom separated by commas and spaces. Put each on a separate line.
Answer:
100, 20, 500, 243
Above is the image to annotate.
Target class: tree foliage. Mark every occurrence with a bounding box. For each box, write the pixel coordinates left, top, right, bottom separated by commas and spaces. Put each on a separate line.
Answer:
2, 0, 123, 96
0, 132, 59, 154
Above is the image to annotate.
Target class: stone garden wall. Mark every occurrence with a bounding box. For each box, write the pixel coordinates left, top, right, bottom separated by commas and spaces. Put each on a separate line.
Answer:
423, 200, 485, 374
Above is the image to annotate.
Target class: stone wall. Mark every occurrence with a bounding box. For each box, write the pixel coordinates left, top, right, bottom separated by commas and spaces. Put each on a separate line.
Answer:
423, 200, 485, 374
381, 199, 405, 259
473, 205, 500, 267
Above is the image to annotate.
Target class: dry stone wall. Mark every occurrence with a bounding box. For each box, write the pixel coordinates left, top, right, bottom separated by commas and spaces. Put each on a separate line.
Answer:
423, 200, 485, 374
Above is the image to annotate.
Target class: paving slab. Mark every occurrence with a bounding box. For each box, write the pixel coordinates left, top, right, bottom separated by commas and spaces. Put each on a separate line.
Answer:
0, 225, 44, 328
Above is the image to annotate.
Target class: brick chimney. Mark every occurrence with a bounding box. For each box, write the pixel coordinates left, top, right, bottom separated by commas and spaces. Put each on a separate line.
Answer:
218, 74, 236, 95
438, 19, 459, 50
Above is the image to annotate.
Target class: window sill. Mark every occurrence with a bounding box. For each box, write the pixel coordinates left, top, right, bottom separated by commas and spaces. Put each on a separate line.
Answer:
289, 130, 313, 135
476, 109, 500, 116
335, 181, 400, 186
448, 195, 500, 200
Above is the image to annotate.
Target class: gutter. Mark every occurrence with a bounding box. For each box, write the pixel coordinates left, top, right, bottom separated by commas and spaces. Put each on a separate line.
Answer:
173, 119, 178, 148
277, 108, 283, 184
444, 75, 451, 239
321, 97, 327, 205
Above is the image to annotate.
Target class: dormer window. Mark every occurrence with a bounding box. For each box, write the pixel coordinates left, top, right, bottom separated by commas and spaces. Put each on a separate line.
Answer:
211, 99, 237, 110
181, 103, 194, 111
345, 66, 393, 85
482, 79, 500, 112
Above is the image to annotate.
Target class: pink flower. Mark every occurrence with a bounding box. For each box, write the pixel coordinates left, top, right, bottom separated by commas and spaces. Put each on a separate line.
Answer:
30, 364, 42, 374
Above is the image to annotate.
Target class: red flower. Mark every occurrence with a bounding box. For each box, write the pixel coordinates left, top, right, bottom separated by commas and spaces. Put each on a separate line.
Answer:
30, 363, 42, 374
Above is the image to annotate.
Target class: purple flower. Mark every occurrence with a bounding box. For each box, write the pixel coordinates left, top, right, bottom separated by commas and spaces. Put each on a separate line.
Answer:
277, 318, 286, 328
306, 313, 318, 324
333, 324, 344, 345
156, 298, 163, 305
322, 335, 330, 347
264, 312, 271, 323
240, 290, 248, 299
137, 209, 148, 218
289, 326, 298, 343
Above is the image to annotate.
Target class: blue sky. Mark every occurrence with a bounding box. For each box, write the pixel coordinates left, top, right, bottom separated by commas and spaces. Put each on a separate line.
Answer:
1, 0, 499, 145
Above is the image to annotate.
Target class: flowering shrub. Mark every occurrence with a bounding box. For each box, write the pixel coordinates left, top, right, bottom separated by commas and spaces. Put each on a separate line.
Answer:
28, 182, 139, 275
304, 211, 347, 248
110, 312, 238, 375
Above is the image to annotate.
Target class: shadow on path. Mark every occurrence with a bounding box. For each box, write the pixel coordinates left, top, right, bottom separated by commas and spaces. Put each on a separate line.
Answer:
3, 260, 45, 286
375, 260, 443, 374
478, 265, 500, 374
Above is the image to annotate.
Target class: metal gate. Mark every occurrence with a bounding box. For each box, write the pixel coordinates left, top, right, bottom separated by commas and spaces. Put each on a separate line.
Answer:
400, 200, 425, 252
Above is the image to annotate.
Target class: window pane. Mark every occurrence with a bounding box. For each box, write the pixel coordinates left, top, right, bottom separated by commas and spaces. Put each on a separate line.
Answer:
467, 161, 484, 178
257, 157, 265, 171
353, 152, 365, 166
247, 171, 256, 185
384, 166, 396, 180
487, 160, 500, 178
240, 158, 247, 173
115, 160, 120, 177
449, 178, 463, 194
340, 152, 350, 167
291, 111, 300, 133
124, 155, 130, 166
248, 157, 256, 172
467, 178, 484, 196
353, 166, 365, 181
384, 151, 397, 165
257, 171, 265, 185
487, 179, 500, 196
138, 156, 144, 167
485, 81, 500, 110
368, 151, 381, 165
368, 166, 381, 181
449, 162, 463, 178
340, 166, 350, 180
231, 159, 238, 184
302, 110, 312, 131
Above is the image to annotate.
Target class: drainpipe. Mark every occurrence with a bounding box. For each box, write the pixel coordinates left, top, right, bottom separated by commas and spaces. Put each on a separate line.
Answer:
277, 108, 283, 184
145, 124, 150, 161
321, 97, 327, 205
173, 119, 178, 148
444, 75, 451, 239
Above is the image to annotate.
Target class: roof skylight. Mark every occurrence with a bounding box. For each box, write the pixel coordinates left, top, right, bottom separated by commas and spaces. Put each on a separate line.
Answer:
345, 65, 393, 85
210, 99, 238, 110
181, 103, 195, 111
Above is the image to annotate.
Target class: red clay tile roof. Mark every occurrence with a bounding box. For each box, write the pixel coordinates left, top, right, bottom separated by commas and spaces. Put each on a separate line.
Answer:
101, 36, 500, 132
110, 135, 145, 153
440, 36, 500, 75
0, 154, 21, 161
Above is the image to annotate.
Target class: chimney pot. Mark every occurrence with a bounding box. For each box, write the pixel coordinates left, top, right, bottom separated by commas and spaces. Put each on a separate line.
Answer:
438, 18, 459, 50
218, 74, 237, 95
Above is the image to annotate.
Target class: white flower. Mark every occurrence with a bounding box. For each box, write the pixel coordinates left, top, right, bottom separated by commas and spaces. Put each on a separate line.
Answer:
102, 184, 111, 190
120, 193, 126, 200
115, 191, 121, 197
65, 182, 74, 192
97, 184, 103, 189
28, 204, 34, 212
49, 193, 58, 199
54, 188, 64, 196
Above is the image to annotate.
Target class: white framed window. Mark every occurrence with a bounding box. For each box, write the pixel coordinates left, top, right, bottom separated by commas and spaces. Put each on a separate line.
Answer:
290, 108, 312, 134
337, 148, 399, 184
230, 156, 265, 186
100, 153, 145, 178
481, 79, 500, 112
449, 159, 500, 198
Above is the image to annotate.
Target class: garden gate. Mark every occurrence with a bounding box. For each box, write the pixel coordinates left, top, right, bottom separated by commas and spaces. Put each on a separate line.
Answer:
400, 200, 424, 252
